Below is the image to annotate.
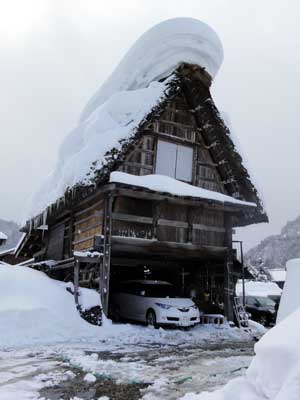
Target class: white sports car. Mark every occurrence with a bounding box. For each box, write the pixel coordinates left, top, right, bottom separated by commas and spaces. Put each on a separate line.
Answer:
111, 280, 200, 328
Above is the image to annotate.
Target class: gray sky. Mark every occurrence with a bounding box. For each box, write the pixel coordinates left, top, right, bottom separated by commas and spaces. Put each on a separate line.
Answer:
0, 0, 299, 250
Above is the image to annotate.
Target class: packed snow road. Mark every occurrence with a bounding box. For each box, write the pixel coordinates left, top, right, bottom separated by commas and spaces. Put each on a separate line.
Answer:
0, 340, 254, 400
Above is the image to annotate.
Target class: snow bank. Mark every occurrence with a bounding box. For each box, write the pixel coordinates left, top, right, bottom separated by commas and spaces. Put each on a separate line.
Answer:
27, 18, 223, 219
0, 264, 104, 347
110, 172, 256, 207
235, 280, 282, 297
246, 307, 300, 400
0, 264, 252, 349
277, 258, 300, 323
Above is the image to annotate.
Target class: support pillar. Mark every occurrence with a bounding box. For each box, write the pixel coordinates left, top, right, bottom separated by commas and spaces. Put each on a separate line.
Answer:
100, 194, 113, 316
224, 214, 234, 322
74, 257, 80, 309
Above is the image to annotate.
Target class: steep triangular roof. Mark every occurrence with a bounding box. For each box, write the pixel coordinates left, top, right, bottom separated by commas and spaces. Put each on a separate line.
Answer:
24, 64, 267, 233
84, 65, 267, 225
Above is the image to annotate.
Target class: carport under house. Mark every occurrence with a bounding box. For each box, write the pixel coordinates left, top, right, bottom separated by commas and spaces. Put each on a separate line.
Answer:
17, 18, 267, 322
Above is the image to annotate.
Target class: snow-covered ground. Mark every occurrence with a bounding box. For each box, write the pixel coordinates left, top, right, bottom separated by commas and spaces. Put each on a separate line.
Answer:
0, 340, 254, 400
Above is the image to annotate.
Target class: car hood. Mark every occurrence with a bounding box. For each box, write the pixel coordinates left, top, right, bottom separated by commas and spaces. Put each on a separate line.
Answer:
154, 298, 195, 307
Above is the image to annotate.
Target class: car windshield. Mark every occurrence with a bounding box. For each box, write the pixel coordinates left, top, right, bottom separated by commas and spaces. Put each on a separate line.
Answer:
144, 284, 179, 298
256, 296, 275, 307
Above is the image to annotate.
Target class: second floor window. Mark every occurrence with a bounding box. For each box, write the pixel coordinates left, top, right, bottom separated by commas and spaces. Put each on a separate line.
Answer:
155, 140, 193, 182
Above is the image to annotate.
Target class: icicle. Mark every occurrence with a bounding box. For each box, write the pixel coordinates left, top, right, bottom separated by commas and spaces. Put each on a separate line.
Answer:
42, 209, 48, 226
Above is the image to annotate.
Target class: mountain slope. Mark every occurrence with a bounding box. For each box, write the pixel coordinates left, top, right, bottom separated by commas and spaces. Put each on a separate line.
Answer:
246, 215, 300, 270
0, 219, 22, 251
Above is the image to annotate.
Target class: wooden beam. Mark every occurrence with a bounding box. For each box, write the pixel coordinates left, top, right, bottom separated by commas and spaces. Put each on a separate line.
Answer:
111, 236, 227, 260
74, 258, 80, 308
112, 212, 153, 225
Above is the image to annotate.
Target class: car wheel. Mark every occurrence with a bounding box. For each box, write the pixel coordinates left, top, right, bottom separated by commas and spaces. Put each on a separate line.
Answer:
146, 310, 157, 328
258, 314, 268, 326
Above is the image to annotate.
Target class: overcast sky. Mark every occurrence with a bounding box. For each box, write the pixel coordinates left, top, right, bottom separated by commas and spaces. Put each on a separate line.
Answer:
0, 0, 299, 250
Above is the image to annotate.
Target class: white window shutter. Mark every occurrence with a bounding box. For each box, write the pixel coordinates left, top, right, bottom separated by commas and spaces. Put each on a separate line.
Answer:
156, 140, 177, 178
176, 145, 193, 182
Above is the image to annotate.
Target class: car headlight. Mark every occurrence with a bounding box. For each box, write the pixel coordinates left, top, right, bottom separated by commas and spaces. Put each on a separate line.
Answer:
191, 304, 198, 310
155, 303, 173, 310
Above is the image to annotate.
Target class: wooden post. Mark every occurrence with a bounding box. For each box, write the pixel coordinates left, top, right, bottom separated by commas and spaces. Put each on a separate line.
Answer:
224, 214, 234, 322
74, 258, 80, 309
100, 194, 113, 316
152, 201, 159, 239
187, 206, 193, 244
68, 212, 74, 258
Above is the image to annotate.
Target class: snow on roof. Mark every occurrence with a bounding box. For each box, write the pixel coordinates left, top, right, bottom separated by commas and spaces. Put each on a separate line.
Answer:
81, 17, 223, 122
26, 18, 223, 220
236, 280, 282, 297
27, 80, 168, 218
0, 232, 7, 240
110, 172, 257, 208
269, 269, 286, 282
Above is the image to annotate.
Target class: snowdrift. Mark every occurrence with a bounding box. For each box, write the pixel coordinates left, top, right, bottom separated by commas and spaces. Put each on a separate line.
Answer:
277, 258, 300, 323
27, 18, 223, 219
0, 264, 103, 347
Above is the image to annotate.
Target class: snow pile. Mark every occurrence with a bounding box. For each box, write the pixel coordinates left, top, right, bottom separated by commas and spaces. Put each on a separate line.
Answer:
27, 18, 223, 219
0, 264, 252, 349
277, 258, 300, 323
235, 280, 282, 297
0, 264, 104, 347
0, 231, 7, 240
110, 172, 256, 207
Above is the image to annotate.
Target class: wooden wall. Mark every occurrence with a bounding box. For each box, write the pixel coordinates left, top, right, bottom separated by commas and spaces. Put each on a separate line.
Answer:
112, 196, 225, 248
117, 92, 226, 194
43, 91, 231, 258
72, 199, 104, 252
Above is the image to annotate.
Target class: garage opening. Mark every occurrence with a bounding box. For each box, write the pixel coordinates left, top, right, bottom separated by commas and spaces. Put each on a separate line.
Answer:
109, 256, 228, 321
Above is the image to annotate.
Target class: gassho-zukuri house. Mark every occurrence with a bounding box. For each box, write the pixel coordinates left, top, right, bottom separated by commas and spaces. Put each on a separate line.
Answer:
16, 18, 267, 322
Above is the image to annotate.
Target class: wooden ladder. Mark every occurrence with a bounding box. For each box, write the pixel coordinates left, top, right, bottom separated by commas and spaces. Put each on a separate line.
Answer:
233, 297, 250, 330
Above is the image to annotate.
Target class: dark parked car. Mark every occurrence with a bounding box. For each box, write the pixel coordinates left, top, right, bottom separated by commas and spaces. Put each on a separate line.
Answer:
243, 296, 276, 326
